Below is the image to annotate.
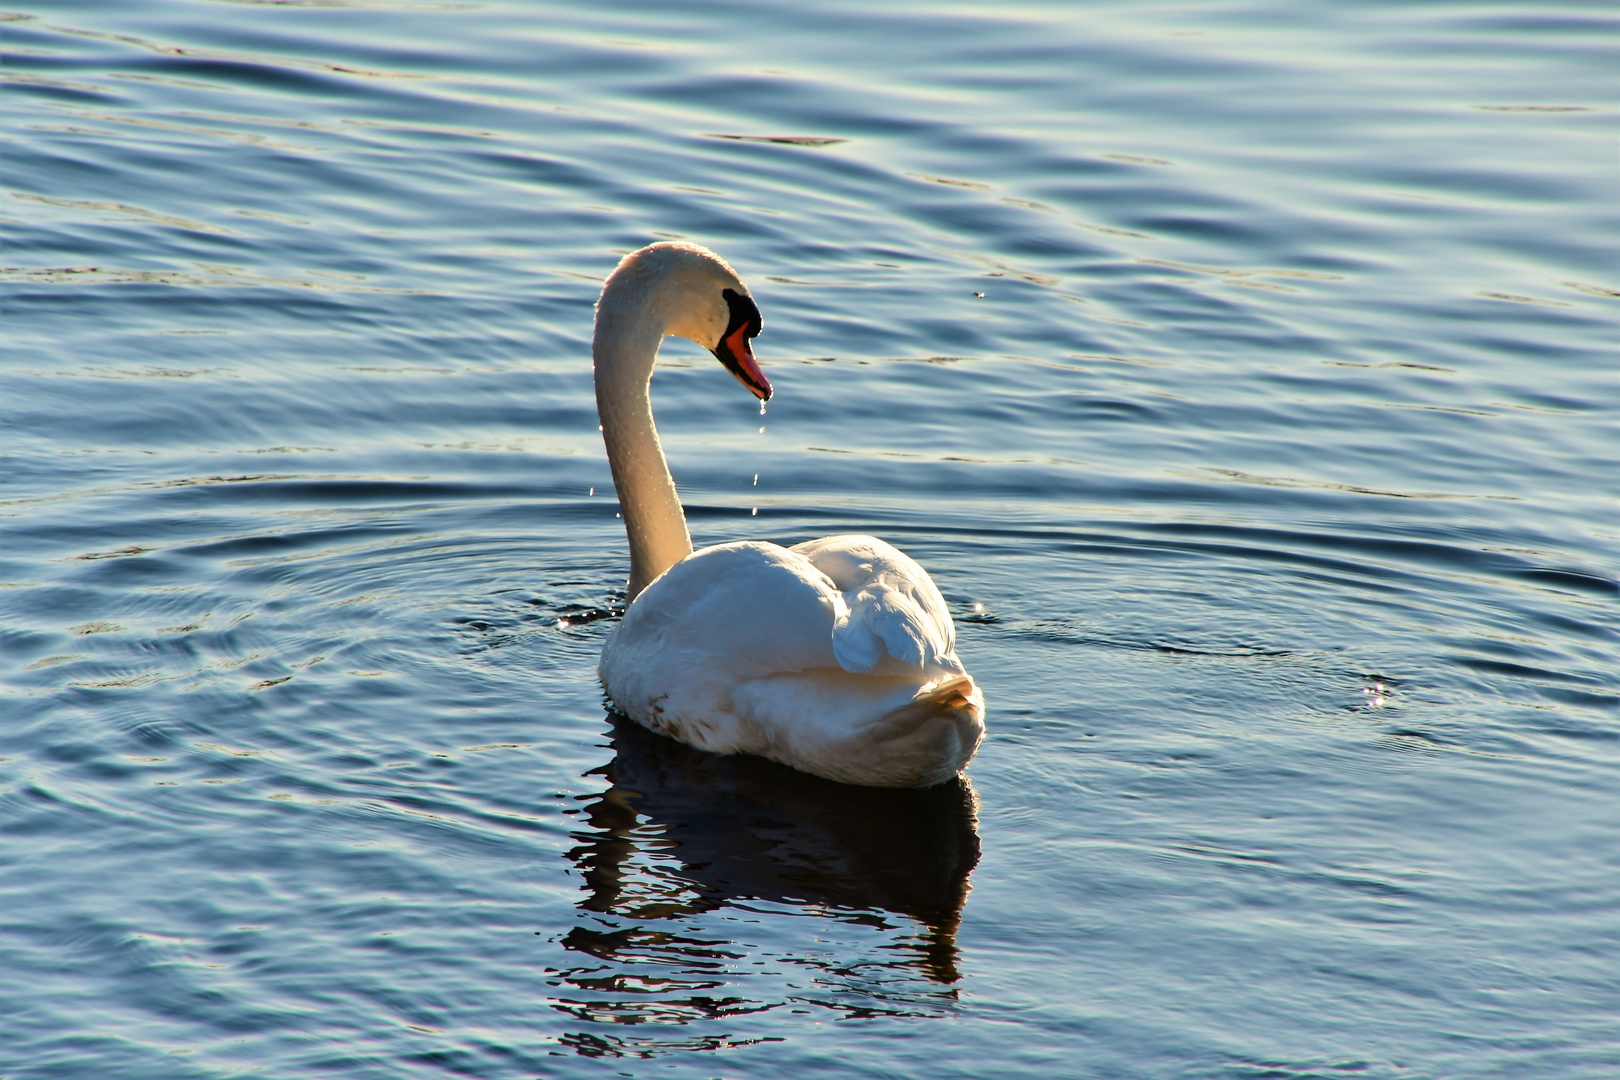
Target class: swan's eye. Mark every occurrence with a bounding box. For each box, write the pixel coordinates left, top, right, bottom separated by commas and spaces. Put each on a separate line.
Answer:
721, 288, 762, 341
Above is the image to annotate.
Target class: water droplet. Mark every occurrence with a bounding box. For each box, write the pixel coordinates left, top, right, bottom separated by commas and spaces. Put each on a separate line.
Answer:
973, 291, 985, 298
598, 425, 603, 431
751, 507, 758, 516
758, 426, 766, 434
759, 401, 767, 416
753, 473, 759, 486
616, 512, 621, 518
588, 487, 594, 496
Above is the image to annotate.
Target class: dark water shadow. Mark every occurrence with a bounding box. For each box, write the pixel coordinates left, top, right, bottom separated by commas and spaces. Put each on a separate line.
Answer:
563, 714, 981, 986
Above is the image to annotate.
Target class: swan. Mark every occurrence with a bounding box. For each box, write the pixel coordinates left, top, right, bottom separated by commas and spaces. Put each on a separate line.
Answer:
593, 241, 984, 788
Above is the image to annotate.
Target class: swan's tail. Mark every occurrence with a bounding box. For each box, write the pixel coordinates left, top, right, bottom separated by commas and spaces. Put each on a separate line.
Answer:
860, 674, 985, 787
728, 668, 985, 788
912, 673, 981, 716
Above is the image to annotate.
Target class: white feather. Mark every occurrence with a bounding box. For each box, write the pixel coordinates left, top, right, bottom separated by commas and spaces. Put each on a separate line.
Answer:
592, 243, 984, 788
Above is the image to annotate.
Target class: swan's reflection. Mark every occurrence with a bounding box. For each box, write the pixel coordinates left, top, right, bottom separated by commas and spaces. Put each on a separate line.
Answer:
552, 714, 979, 1054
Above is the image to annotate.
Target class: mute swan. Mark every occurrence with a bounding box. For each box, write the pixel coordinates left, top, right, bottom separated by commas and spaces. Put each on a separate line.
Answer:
593, 241, 984, 788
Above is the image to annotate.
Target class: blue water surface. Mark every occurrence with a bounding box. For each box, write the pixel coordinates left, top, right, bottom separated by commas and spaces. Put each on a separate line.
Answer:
2, 1, 1617, 1077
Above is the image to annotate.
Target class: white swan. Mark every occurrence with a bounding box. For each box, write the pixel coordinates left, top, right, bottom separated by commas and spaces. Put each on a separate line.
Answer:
593, 241, 984, 788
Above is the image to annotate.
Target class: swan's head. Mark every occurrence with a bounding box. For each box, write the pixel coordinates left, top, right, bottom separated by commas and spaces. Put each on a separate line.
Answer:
598, 241, 771, 401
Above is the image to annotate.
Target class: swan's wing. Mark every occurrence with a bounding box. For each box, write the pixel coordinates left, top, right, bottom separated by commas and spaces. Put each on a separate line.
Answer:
790, 534, 964, 680
599, 537, 982, 784
600, 541, 846, 738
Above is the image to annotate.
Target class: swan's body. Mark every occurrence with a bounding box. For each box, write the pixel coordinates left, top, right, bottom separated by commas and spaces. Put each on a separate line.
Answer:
594, 242, 983, 788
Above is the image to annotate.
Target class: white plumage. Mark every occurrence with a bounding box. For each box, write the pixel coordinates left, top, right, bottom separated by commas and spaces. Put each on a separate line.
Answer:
593, 242, 984, 788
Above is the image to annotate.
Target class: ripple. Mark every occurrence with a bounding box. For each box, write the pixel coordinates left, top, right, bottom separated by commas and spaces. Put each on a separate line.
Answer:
2, 0, 1616, 1077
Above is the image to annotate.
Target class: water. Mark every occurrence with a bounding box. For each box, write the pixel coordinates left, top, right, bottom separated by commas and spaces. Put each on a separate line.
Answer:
2, 1, 1616, 1076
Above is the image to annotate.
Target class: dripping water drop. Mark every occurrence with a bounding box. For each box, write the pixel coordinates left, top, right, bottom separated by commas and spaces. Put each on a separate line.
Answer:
588, 487, 594, 496
753, 474, 758, 486
758, 426, 765, 434
751, 507, 758, 516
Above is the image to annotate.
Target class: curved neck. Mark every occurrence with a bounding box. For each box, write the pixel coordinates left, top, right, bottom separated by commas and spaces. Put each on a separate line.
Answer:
595, 319, 692, 601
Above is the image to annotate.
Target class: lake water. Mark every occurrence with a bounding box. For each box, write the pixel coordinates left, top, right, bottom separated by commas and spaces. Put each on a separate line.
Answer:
2, 1, 1616, 1077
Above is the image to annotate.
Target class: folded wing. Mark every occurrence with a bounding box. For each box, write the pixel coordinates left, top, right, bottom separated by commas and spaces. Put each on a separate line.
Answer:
791, 534, 964, 681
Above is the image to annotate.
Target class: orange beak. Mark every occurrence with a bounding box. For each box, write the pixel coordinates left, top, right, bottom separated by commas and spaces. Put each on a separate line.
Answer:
714, 321, 771, 401
712, 288, 771, 401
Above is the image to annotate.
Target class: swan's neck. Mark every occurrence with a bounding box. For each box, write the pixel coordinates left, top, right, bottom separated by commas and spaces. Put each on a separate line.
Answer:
595, 319, 692, 601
